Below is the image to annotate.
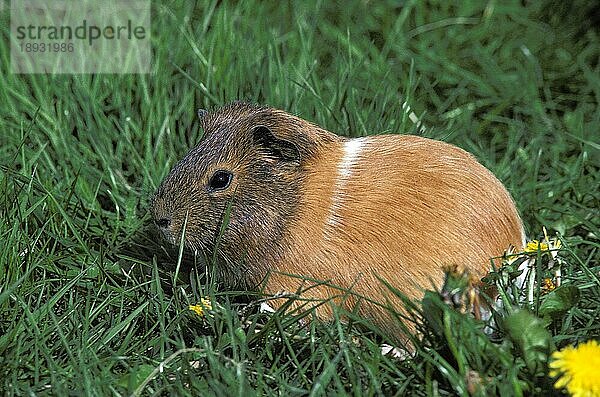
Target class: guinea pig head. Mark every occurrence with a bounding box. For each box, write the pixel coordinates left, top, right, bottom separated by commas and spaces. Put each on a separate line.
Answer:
149, 103, 306, 286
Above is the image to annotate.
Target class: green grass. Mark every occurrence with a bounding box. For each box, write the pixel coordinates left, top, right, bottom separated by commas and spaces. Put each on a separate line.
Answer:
1, 1, 599, 395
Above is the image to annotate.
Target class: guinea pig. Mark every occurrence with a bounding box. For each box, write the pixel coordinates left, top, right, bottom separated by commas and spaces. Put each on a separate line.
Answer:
150, 101, 525, 340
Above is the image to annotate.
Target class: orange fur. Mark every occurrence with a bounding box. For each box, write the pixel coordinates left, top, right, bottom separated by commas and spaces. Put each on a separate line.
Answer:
264, 134, 524, 337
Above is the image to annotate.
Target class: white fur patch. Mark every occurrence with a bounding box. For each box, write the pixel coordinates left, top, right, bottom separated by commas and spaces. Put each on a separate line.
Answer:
259, 302, 276, 314
381, 343, 411, 359
327, 138, 366, 227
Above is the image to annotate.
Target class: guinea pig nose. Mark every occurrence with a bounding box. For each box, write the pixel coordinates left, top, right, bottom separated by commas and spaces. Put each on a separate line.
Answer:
154, 217, 171, 229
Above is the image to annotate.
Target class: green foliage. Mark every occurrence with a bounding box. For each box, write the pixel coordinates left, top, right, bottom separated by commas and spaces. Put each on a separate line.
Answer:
503, 310, 553, 375
1, 0, 598, 395
539, 286, 580, 321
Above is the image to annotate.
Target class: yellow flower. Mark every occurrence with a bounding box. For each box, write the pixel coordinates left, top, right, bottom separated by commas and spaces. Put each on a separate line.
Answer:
524, 230, 562, 255
541, 278, 557, 294
525, 240, 550, 253
549, 340, 600, 397
189, 297, 213, 317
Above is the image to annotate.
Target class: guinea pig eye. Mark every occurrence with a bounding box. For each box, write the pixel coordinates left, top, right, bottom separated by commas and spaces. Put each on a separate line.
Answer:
208, 170, 233, 192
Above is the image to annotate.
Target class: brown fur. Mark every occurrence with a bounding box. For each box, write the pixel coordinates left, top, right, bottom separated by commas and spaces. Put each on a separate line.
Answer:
150, 102, 524, 342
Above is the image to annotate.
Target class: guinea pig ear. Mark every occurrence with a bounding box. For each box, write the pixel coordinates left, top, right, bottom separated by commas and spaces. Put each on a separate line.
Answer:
252, 125, 301, 165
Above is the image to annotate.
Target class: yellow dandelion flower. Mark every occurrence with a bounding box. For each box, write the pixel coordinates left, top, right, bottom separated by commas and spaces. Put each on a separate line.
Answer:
525, 240, 550, 253
549, 340, 600, 397
524, 234, 562, 255
189, 297, 213, 317
541, 278, 557, 294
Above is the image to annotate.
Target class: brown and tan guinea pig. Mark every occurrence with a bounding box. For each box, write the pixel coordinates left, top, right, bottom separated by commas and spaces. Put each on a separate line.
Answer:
150, 101, 525, 341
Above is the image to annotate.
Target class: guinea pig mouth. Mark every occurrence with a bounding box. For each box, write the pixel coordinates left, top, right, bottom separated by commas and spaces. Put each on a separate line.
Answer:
155, 227, 176, 245
155, 226, 202, 252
